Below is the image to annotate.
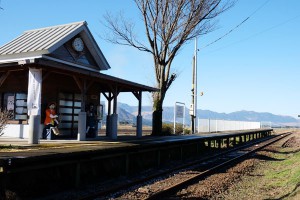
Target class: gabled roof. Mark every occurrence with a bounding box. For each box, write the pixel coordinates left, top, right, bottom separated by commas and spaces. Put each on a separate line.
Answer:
0, 21, 110, 71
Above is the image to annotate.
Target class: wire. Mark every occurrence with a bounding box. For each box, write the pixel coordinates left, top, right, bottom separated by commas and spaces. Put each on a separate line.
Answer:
199, 0, 271, 50
203, 13, 300, 54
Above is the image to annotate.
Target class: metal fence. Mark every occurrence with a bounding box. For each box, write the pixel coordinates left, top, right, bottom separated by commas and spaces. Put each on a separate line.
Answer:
197, 118, 262, 133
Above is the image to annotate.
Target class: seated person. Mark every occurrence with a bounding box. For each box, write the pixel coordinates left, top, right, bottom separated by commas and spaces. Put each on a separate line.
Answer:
86, 103, 98, 138
42, 102, 59, 139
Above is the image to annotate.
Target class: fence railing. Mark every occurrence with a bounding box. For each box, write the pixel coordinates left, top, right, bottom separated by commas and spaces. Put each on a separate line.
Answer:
197, 118, 263, 133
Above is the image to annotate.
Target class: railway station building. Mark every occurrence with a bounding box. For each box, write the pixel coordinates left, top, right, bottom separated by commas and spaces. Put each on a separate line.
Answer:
0, 21, 157, 143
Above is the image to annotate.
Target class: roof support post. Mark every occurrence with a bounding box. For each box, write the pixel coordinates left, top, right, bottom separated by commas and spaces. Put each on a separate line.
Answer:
27, 68, 42, 144
102, 92, 113, 137
73, 76, 87, 141
133, 91, 143, 138
110, 87, 119, 139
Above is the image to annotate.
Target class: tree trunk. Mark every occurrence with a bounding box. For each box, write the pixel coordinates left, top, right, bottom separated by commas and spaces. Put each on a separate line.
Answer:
152, 95, 163, 136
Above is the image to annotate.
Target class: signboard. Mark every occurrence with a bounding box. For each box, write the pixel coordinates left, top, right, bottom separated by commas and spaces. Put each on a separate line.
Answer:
27, 68, 42, 115
176, 104, 184, 118
174, 102, 185, 134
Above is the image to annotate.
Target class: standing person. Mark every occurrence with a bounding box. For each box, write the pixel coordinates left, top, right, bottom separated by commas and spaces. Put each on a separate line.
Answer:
42, 102, 59, 139
86, 103, 98, 138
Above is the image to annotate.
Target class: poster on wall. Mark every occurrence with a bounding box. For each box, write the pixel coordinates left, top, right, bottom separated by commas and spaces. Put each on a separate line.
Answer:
27, 68, 42, 115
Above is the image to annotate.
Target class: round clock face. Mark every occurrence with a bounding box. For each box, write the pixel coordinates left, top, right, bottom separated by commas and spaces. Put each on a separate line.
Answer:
72, 37, 84, 52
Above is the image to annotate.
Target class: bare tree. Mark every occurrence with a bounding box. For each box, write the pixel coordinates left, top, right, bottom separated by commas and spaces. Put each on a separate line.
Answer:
0, 109, 13, 136
103, 0, 234, 135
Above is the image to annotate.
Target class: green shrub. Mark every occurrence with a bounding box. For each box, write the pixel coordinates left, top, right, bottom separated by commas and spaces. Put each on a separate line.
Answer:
184, 128, 191, 134
161, 123, 191, 135
174, 123, 184, 134
161, 123, 173, 135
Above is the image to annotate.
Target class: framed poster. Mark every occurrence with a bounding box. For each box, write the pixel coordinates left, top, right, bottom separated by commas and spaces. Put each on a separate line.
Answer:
7, 95, 14, 111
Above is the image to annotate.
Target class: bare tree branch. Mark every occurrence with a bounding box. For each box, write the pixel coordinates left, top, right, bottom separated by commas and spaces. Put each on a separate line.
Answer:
102, 0, 234, 135
102, 11, 152, 53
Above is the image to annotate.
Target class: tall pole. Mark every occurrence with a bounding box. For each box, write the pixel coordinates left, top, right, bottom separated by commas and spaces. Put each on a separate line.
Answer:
190, 38, 198, 134
194, 38, 198, 133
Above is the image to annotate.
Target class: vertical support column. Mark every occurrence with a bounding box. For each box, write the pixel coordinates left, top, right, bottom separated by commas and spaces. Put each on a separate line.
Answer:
226, 137, 230, 148
27, 68, 42, 144
111, 89, 118, 140
73, 76, 88, 141
106, 93, 112, 137
78, 112, 86, 141
28, 115, 40, 144
137, 115, 143, 138
136, 91, 142, 138
240, 135, 242, 144
78, 79, 87, 141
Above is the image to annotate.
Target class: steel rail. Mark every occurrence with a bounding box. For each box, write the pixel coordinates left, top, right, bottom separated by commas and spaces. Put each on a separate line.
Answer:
79, 132, 289, 200
144, 132, 291, 200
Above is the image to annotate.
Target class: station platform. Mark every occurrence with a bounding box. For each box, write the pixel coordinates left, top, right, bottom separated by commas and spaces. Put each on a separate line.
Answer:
0, 133, 220, 158
0, 129, 265, 158
0, 129, 273, 199
0, 129, 273, 158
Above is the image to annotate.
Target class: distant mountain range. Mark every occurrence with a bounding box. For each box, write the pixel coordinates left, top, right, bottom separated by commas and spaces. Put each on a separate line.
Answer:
115, 102, 299, 127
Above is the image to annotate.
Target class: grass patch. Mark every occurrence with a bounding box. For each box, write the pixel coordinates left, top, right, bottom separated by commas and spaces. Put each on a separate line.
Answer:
265, 151, 300, 190
216, 133, 300, 200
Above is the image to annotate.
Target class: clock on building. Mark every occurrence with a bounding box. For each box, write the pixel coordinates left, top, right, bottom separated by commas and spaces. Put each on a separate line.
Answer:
72, 37, 84, 52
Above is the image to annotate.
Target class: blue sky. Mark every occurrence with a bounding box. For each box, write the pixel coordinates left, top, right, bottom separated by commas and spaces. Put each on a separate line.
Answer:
1, 0, 300, 118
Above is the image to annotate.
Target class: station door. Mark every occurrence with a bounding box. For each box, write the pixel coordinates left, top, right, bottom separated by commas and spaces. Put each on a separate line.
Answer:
58, 93, 82, 138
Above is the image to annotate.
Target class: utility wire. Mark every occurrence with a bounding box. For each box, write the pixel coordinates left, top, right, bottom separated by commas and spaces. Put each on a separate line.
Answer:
199, 0, 271, 50
204, 13, 300, 54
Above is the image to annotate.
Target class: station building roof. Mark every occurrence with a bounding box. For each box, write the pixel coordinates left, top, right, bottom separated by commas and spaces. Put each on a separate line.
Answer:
0, 21, 157, 93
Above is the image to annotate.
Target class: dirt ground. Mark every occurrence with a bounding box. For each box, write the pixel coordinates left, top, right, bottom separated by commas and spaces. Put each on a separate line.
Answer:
176, 130, 300, 199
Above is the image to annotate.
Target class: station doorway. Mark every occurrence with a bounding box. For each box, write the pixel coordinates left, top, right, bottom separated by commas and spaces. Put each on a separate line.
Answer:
58, 92, 82, 138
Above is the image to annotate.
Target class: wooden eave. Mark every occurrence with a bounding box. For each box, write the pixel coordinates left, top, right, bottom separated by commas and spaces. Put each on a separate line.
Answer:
0, 57, 157, 93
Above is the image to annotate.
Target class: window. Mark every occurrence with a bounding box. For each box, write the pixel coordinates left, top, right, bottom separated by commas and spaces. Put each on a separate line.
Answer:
2, 92, 28, 120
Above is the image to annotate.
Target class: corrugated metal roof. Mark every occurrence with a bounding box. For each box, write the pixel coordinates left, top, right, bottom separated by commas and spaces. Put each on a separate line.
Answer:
0, 21, 111, 70
0, 21, 85, 56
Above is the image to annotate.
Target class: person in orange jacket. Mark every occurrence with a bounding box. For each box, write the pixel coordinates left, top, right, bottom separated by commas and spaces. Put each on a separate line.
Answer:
42, 102, 59, 139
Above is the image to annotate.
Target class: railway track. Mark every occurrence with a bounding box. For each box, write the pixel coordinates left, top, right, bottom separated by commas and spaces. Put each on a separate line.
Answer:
81, 132, 291, 200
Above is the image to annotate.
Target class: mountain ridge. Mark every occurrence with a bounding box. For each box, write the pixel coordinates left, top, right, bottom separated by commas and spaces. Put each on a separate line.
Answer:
116, 102, 299, 126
